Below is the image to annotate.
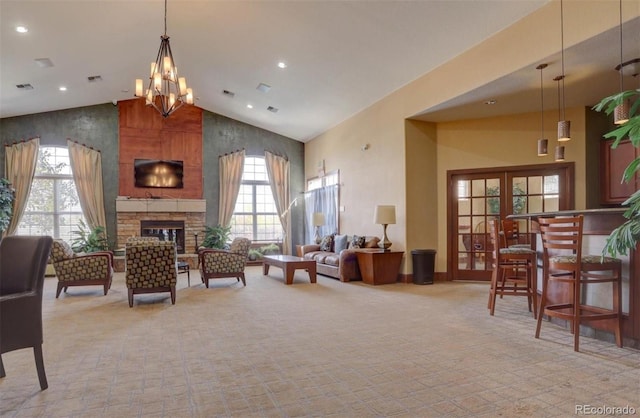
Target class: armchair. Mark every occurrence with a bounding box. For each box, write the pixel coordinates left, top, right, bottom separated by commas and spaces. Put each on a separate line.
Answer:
0, 235, 53, 390
50, 239, 113, 298
199, 237, 251, 287
125, 241, 177, 307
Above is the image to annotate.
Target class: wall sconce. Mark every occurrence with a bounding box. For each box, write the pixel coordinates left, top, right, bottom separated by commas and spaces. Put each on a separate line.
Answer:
312, 212, 325, 244
374, 205, 396, 250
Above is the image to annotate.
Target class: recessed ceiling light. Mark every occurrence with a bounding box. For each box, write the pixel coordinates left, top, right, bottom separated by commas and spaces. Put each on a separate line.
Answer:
59, 86, 67, 91
16, 26, 28, 33
277, 62, 287, 69
246, 104, 253, 109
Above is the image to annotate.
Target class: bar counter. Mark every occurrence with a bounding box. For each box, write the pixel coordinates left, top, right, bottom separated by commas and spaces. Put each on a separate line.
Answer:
509, 208, 639, 348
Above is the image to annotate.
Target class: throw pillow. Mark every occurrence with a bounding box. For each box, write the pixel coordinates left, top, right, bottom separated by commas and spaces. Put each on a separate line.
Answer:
334, 234, 348, 253
364, 237, 381, 248
350, 235, 366, 248
319, 234, 334, 252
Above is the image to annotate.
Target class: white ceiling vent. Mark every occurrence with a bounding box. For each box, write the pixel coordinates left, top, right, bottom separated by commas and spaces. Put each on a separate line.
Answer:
222, 89, 235, 98
34, 58, 54, 68
16, 83, 34, 90
267, 106, 278, 113
256, 83, 271, 93
87, 75, 102, 82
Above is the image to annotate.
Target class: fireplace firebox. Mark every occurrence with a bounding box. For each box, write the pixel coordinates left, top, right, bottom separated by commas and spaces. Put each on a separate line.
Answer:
140, 220, 185, 254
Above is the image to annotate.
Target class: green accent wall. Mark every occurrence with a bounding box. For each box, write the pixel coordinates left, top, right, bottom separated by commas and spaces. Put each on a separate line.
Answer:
1, 103, 305, 252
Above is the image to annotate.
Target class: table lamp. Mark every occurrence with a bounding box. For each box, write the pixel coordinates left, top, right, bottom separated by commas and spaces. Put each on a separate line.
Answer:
312, 212, 325, 244
374, 205, 396, 250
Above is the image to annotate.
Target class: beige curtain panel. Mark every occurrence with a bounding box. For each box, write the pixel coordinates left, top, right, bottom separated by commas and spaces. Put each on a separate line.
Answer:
218, 149, 245, 227
4, 137, 39, 236
67, 140, 107, 232
265, 151, 290, 255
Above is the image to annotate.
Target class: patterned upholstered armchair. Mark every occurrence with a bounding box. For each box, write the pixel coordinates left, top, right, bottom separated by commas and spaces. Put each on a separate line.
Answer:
199, 237, 251, 287
50, 239, 114, 298
125, 241, 177, 307
125, 236, 160, 245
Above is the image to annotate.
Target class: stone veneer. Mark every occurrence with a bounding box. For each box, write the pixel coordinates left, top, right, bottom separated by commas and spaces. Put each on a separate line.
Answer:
115, 198, 207, 256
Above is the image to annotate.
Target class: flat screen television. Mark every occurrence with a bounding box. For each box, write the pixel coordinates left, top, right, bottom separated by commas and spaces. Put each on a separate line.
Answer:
134, 159, 184, 188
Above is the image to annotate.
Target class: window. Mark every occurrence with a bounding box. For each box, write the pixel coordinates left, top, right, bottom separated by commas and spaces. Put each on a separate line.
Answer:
17, 146, 86, 242
229, 157, 281, 242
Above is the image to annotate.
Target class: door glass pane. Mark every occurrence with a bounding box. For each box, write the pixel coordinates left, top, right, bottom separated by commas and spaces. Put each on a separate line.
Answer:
545, 195, 559, 212
544, 175, 559, 194
472, 198, 486, 215
471, 179, 485, 197
457, 180, 470, 199
528, 176, 543, 194
529, 195, 543, 213
458, 197, 470, 216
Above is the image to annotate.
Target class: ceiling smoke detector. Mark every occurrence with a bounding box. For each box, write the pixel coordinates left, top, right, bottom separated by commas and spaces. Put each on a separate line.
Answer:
16, 83, 34, 90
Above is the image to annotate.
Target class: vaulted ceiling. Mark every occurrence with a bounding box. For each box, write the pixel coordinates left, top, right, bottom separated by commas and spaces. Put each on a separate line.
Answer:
1, 1, 638, 142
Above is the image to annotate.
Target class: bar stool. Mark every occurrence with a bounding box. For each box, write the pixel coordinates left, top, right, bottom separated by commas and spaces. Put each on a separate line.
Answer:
501, 219, 531, 249
535, 215, 623, 352
487, 219, 537, 317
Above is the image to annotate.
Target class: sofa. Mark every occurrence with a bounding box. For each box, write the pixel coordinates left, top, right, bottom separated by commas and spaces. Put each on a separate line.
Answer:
299, 234, 380, 282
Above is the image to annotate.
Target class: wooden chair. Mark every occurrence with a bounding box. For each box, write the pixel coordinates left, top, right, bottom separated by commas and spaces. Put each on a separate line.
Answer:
487, 219, 537, 317
125, 241, 177, 307
0, 236, 53, 390
535, 215, 622, 351
50, 239, 114, 298
501, 219, 531, 249
199, 238, 251, 287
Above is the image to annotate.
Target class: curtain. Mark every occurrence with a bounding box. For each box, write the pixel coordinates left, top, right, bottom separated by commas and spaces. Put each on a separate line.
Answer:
265, 151, 290, 255
218, 149, 245, 227
304, 184, 338, 244
67, 140, 107, 231
4, 138, 39, 236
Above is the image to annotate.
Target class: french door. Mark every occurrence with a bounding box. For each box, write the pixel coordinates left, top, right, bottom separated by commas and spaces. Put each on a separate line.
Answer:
448, 163, 574, 281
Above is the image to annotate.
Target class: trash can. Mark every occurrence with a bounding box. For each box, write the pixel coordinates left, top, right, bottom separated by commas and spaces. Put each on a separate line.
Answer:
411, 249, 436, 285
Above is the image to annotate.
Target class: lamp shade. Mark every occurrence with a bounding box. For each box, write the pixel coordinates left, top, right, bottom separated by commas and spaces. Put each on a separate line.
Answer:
374, 205, 396, 225
312, 212, 325, 227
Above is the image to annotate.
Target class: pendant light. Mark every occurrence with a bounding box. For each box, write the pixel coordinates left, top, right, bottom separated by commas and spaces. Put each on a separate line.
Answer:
537, 63, 548, 156
557, 0, 571, 142
134, 0, 193, 118
554, 75, 566, 161
614, 0, 630, 125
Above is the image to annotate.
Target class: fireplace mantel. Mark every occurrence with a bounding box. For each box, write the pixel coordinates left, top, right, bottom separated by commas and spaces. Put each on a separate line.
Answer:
116, 197, 206, 213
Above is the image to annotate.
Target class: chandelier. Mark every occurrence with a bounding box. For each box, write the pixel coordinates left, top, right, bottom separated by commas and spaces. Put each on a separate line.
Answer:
135, 0, 193, 118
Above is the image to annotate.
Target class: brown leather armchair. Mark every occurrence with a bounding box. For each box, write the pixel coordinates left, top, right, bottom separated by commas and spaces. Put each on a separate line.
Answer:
0, 235, 53, 390
199, 237, 251, 287
50, 239, 113, 298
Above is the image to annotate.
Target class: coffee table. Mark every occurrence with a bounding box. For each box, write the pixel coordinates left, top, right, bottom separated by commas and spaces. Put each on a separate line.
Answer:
262, 255, 317, 285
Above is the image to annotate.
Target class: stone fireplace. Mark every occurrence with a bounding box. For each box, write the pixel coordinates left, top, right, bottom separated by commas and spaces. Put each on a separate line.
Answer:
140, 220, 186, 254
115, 198, 206, 255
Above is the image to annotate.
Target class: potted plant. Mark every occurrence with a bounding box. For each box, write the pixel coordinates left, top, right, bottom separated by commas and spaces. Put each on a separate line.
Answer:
71, 219, 109, 253
200, 224, 232, 249
593, 88, 640, 257
0, 178, 14, 235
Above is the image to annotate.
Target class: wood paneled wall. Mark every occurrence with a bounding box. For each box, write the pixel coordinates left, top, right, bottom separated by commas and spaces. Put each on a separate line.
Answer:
118, 98, 203, 199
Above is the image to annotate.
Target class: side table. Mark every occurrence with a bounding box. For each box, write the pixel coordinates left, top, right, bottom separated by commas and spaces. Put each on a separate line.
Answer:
356, 250, 404, 285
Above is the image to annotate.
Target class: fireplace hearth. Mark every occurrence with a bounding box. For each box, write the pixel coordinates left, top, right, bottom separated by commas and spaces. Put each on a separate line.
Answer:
140, 220, 185, 254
